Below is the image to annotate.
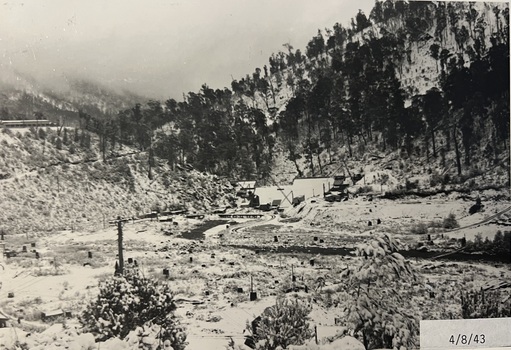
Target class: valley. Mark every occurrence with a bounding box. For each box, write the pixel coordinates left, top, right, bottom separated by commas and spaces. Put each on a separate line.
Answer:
1, 189, 510, 349
1, 1, 510, 349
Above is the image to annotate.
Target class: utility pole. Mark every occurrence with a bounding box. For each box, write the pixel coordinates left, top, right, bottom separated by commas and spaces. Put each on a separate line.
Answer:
117, 216, 125, 275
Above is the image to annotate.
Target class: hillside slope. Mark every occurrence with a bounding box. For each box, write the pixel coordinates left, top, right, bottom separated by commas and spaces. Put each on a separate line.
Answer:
265, 1, 510, 188
0, 126, 235, 235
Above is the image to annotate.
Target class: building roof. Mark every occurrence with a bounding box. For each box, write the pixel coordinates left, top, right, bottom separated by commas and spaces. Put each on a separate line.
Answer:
0, 311, 9, 320
43, 309, 64, 317
238, 181, 256, 189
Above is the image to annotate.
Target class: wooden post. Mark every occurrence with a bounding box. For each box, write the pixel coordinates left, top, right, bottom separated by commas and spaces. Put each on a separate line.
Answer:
117, 216, 124, 275
249, 275, 258, 301
315, 325, 318, 344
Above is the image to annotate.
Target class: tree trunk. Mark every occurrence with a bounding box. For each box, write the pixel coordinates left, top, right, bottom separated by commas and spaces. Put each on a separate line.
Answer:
405, 135, 412, 157
453, 126, 462, 176
445, 128, 451, 151
359, 132, 367, 146
431, 129, 437, 158
309, 149, 315, 176
317, 153, 323, 174
293, 159, 303, 178
507, 137, 511, 186
347, 134, 353, 158
464, 141, 471, 166
493, 127, 499, 165
425, 135, 430, 163
100, 133, 107, 162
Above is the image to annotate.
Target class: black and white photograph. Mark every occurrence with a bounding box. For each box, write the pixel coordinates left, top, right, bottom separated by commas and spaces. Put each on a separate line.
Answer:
0, 1, 510, 349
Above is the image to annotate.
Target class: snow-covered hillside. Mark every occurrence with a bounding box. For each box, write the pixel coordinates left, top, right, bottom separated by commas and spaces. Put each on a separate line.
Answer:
0, 126, 235, 235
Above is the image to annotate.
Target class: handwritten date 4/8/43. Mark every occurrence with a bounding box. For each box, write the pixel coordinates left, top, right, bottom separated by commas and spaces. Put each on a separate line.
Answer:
449, 334, 486, 346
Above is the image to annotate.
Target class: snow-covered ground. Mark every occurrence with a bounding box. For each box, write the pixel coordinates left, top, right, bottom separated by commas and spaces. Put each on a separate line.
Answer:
0, 192, 509, 349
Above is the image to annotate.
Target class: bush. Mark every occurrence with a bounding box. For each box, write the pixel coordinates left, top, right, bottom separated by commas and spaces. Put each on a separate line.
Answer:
356, 185, 373, 194
79, 269, 187, 349
56, 137, 63, 150
406, 179, 419, 190
469, 197, 483, 215
429, 173, 442, 187
411, 222, 428, 235
461, 289, 511, 319
248, 298, 313, 350
38, 128, 47, 140
442, 213, 459, 229
428, 220, 443, 229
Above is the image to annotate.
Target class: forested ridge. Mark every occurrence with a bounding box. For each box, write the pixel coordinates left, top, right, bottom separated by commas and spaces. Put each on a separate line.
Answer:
5, 1, 510, 186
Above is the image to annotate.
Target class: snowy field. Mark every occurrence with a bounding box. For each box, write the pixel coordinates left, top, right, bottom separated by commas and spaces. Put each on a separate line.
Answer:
0, 193, 510, 349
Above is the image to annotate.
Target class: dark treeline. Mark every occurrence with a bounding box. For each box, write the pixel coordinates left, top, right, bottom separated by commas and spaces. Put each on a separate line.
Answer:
79, 1, 509, 182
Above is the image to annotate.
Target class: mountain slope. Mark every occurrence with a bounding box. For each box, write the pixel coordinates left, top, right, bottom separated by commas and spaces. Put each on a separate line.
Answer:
0, 126, 235, 235
0, 69, 146, 127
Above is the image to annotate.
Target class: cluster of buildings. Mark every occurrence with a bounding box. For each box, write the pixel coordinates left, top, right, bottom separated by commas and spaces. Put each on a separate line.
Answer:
236, 175, 353, 211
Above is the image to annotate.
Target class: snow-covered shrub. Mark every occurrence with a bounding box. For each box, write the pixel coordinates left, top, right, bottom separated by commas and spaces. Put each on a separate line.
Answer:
340, 234, 419, 350
410, 222, 428, 235
442, 213, 459, 229
461, 289, 511, 319
79, 269, 187, 350
247, 297, 314, 350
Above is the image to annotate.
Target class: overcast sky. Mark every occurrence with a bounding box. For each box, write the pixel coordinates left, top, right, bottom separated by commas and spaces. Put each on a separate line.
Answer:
1, 0, 375, 100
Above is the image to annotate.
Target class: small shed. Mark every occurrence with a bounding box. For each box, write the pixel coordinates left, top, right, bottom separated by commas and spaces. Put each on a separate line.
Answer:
0, 311, 9, 328
41, 309, 70, 322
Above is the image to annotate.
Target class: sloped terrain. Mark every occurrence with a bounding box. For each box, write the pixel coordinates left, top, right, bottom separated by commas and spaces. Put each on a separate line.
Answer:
0, 127, 235, 235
